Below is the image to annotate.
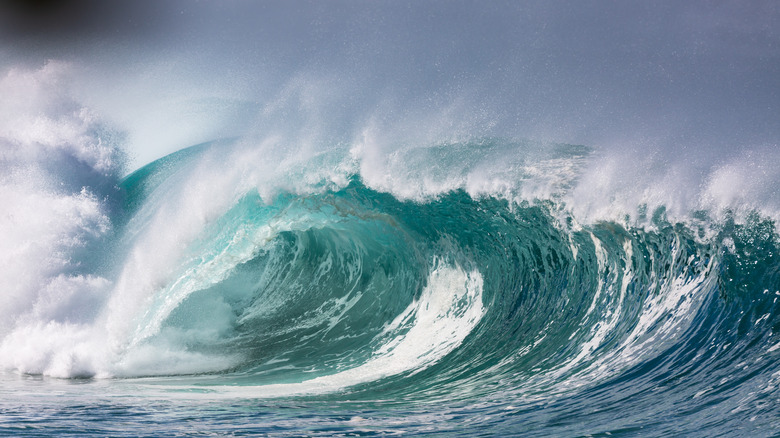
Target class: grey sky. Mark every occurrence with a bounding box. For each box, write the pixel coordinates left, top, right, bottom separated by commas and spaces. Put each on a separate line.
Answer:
1, 1, 778, 168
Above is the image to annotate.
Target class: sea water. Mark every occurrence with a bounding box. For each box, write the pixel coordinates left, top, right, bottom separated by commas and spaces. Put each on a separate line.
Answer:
2, 3, 780, 436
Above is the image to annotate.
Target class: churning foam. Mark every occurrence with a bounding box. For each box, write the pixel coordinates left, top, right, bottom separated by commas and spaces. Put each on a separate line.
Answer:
0, 62, 122, 377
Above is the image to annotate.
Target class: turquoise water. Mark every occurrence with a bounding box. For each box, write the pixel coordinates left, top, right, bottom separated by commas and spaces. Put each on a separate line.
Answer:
2, 138, 779, 436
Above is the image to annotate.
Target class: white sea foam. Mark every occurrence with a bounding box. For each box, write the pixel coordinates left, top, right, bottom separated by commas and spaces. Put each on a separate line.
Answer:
0, 63, 123, 377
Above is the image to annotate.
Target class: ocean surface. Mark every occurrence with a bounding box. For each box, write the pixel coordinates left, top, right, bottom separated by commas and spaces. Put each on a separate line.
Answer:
1, 2, 780, 436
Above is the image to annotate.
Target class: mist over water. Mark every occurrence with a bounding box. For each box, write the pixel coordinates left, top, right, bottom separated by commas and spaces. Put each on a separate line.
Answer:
1, 1, 780, 436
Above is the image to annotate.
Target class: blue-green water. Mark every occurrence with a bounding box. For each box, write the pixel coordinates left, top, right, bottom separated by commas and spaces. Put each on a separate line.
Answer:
2, 138, 779, 436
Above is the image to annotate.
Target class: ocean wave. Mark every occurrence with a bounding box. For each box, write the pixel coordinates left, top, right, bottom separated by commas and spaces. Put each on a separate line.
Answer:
1, 63, 779, 434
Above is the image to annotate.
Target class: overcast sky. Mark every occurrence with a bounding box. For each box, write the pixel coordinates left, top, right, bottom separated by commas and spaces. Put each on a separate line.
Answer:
1, 1, 778, 168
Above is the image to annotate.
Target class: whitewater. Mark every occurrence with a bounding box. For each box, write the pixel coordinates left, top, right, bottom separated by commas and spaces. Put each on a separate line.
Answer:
2, 2, 780, 436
